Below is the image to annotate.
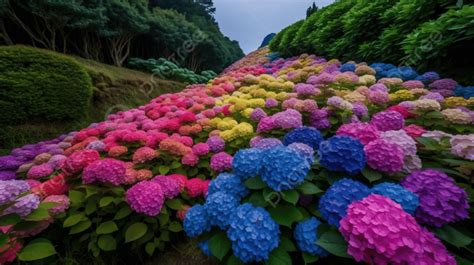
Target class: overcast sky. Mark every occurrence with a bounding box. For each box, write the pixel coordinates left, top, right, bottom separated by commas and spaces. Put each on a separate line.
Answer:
213, 0, 335, 54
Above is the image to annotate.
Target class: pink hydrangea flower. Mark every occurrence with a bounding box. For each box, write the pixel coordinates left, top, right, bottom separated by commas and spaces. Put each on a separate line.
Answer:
370, 111, 405, 132
125, 181, 165, 216
210, 152, 233, 172
403, 124, 427, 139
82, 158, 127, 185
62, 150, 100, 176
132, 147, 158, 164
336, 123, 380, 145
192, 143, 210, 156
43, 195, 70, 215
27, 163, 54, 179
182, 153, 199, 166
364, 139, 404, 173
185, 178, 205, 198
152, 175, 181, 199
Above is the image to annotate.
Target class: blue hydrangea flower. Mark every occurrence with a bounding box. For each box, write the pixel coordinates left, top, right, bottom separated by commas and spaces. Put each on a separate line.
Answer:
3, 193, 40, 217
204, 191, 239, 230
318, 136, 366, 175
287, 143, 315, 164
416, 71, 440, 84
227, 203, 280, 263
371, 183, 419, 215
198, 240, 212, 257
261, 146, 310, 191
184, 204, 211, 237
232, 148, 263, 180
283, 127, 323, 150
387, 66, 418, 81
294, 217, 329, 257
340, 63, 356, 73
454, 86, 474, 99
0, 180, 30, 205
207, 173, 249, 199
318, 178, 371, 227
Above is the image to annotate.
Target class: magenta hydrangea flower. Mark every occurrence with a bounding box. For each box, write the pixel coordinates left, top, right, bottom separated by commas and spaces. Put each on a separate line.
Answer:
340, 194, 455, 265
336, 123, 380, 145
62, 149, 100, 176
265, 98, 278, 108
206, 136, 225, 153
152, 175, 181, 199
401, 169, 469, 227
192, 143, 210, 156
82, 158, 127, 186
370, 111, 405, 132
43, 195, 70, 215
27, 163, 54, 179
125, 180, 165, 216
210, 152, 233, 172
257, 116, 275, 133
364, 139, 404, 173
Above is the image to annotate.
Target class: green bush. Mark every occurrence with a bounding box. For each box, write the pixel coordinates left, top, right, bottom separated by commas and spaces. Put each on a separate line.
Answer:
0, 45, 93, 124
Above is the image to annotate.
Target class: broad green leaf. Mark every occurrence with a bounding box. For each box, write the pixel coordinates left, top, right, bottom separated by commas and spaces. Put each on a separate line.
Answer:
266, 246, 291, 265
97, 235, 117, 251
85, 200, 97, 215
361, 168, 382, 183
247, 192, 268, 208
244, 177, 267, 190
209, 232, 232, 260
159, 165, 170, 175
99, 196, 115, 207
69, 190, 85, 204
316, 229, 351, 258
24, 208, 50, 221
297, 182, 323, 195
227, 255, 244, 265
145, 242, 155, 256
435, 225, 473, 248
125, 222, 148, 243
114, 206, 132, 220
281, 190, 299, 205
268, 204, 304, 227
69, 220, 92, 235
0, 213, 21, 226
168, 221, 182, 232
96, 221, 119, 235
302, 252, 319, 264
280, 236, 296, 252
18, 238, 56, 261
166, 199, 183, 210
63, 213, 85, 227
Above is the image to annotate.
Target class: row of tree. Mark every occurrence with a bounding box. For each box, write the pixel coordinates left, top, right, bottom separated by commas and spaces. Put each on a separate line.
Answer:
270, 0, 473, 82
0, 0, 243, 72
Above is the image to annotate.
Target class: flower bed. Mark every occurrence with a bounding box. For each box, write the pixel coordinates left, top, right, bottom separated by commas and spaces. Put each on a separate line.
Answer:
0, 49, 473, 264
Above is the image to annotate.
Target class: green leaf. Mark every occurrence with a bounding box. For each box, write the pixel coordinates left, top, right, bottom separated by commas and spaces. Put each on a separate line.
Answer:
266, 246, 291, 265
417, 137, 441, 150
244, 177, 267, 189
97, 235, 117, 251
168, 221, 182, 232
280, 236, 296, 252
209, 232, 232, 260
24, 208, 50, 221
99, 196, 115, 207
159, 165, 170, 175
0, 213, 21, 226
281, 190, 299, 205
302, 252, 319, 264
69, 190, 85, 204
39, 202, 59, 210
227, 255, 244, 265
435, 225, 473, 248
268, 204, 304, 227
18, 238, 56, 261
166, 199, 183, 210
69, 220, 92, 235
125, 222, 148, 243
316, 229, 351, 258
247, 192, 268, 207
63, 213, 85, 228
145, 242, 155, 256
85, 199, 97, 215
158, 212, 170, 226
97, 221, 119, 235
297, 182, 323, 195
0, 233, 8, 246
114, 206, 132, 220
361, 168, 383, 183
170, 161, 181, 169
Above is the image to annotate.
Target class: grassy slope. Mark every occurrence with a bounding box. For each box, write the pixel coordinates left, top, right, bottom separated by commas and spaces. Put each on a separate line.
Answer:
0, 54, 186, 154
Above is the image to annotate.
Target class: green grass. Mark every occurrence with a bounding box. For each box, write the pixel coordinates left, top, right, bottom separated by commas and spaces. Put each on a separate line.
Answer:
0, 52, 186, 153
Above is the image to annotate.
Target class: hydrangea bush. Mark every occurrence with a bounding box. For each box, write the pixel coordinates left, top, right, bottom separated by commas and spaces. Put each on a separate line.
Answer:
1, 47, 473, 264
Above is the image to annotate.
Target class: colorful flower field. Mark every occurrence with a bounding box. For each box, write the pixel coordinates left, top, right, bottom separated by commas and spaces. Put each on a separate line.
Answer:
1, 47, 473, 264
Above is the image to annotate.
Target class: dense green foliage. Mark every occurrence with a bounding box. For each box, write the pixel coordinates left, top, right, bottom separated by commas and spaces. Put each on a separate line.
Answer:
0, 45, 92, 125
270, 0, 473, 82
0, 0, 243, 72
129, 57, 217, 84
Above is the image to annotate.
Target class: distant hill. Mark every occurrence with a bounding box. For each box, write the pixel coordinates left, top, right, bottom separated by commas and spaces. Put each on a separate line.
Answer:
260, 33, 276, 48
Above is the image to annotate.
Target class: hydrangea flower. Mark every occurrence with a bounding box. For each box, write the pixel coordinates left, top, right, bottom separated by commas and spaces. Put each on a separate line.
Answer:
82, 158, 127, 185
352, 102, 368, 118
207, 173, 249, 199
371, 183, 419, 215
283, 127, 323, 150
370, 111, 405, 132
204, 191, 239, 229
339, 194, 455, 265
294, 217, 329, 256
250, 108, 267, 122
336, 123, 380, 145
380, 130, 417, 157
206, 136, 225, 153
151, 175, 181, 199
227, 203, 280, 263
0, 171, 16, 181
132, 147, 157, 164
364, 139, 404, 173
401, 169, 469, 227
27, 164, 54, 179
272, 109, 303, 129
318, 178, 371, 226
287, 143, 315, 164
184, 204, 211, 237
232, 148, 263, 180
125, 181, 165, 217
251, 138, 283, 150
318, 136, 366, 175
210, 152, 233, 172
185, 178, 205, 198
62, 149, 100, 176
198, 240, 212, 257
0, 180, 30, 205
4, 194, 40, 217
43, 195, 70, 215
450, 135, 474, 160
260, 146, 310, 191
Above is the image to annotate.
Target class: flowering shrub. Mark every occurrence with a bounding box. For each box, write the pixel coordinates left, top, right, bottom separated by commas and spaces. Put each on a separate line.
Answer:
0, 47, 473, 264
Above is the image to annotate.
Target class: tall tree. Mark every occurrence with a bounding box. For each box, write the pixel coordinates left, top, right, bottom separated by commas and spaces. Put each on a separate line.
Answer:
306, 2, 318, 18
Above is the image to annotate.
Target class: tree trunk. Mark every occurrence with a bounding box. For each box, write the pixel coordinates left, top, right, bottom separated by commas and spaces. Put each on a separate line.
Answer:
108, 35, 134, 67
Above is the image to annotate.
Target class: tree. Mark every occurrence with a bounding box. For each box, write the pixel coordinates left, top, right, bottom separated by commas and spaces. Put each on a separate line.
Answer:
306, 2, 318, 18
